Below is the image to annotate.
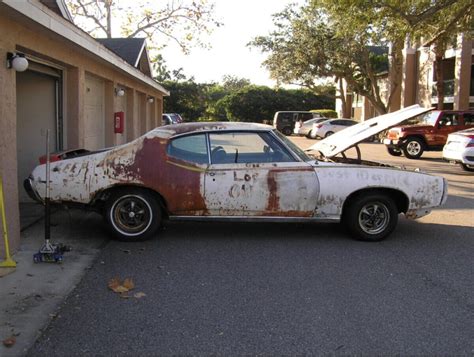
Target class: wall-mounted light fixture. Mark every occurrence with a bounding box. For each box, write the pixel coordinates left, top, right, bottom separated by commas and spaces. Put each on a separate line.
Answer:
115, 87, 125, 97
147, 96, 154, 103
6, 52, 29, 72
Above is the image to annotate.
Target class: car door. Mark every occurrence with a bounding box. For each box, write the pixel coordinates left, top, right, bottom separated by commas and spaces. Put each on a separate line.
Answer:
435, 112, 462, 145
164, 133, 209, 215
204, 131, 319, 217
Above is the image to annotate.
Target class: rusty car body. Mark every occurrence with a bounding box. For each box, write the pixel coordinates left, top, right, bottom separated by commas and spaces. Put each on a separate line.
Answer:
25, 105, 447, 242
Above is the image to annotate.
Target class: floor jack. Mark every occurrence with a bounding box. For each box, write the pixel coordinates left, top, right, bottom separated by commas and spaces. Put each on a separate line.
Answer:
33, 130, 71, 263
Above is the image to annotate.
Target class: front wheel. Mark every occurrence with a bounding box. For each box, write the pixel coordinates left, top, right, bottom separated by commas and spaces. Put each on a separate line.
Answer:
403, 137, 424, 159
343, 194, 398, 242
461, 163, 474, 172
105, 188, 162, 241
386, 147, 402, 157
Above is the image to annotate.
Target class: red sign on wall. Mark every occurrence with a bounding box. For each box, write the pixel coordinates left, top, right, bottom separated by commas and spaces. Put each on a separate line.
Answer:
114, 111, 124, 133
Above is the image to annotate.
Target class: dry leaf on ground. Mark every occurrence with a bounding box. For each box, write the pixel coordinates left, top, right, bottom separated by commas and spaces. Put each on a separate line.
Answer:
3, 336, 16, 348
108, 277, 135, 293
134, 292, 146, 299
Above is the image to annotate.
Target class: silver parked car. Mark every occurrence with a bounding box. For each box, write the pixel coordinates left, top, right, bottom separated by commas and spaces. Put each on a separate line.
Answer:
25, 105, 446, 242
294, 118, 329, 137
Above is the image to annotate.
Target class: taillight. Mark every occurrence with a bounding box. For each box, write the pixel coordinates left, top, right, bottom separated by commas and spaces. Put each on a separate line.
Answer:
466, 136, 474, 147
315, 124, 323, 128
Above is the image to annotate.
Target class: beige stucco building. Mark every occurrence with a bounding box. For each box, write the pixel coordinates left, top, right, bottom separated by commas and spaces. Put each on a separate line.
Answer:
336, 34, 474, 120
0, 0, 169, 255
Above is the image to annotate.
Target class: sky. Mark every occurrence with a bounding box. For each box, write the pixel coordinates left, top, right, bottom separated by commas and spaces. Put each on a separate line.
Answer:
160, 0, 303, 87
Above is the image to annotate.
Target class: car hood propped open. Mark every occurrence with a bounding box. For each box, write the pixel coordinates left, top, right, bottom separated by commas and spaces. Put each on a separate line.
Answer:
307, 105, 432, 158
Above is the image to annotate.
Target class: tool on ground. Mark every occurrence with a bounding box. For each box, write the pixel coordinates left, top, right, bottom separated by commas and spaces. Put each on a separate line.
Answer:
33, 129, 70, 263
0, 175, 17, 268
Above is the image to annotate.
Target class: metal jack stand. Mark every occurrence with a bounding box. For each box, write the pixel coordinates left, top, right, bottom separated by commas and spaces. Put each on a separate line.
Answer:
33, 130, 71, 263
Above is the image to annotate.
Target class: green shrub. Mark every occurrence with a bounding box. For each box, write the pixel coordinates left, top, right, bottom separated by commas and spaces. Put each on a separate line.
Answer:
310, 109, 337, 118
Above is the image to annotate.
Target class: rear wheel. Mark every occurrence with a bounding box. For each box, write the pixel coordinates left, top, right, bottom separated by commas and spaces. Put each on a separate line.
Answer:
387, 147, 402, 157
105, 188, 161, 241
282, 127, 293, 136
343, 194, 398, 242
403, 137, 424, 159
325, 131, 334, 138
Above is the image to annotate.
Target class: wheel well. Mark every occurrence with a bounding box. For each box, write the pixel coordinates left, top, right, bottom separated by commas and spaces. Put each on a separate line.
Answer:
92, 185, 169, 217
342, 188, 409, 217
404, 135, 427, 147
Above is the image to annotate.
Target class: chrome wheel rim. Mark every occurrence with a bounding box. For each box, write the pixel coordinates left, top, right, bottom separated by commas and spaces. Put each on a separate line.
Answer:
110, 195, 152, 236
406, 141, 421, 156
358, 202, 390, 235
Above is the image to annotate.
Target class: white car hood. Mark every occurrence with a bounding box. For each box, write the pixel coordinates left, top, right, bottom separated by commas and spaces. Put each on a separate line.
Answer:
307, 105, 432, 158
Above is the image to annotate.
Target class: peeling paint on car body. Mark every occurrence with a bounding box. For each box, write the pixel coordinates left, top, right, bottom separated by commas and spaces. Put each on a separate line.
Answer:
27, 120, 447, 227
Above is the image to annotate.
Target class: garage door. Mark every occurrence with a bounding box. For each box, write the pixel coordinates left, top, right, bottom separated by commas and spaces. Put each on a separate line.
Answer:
16, 69, 58, 202
84, 74, 105, 150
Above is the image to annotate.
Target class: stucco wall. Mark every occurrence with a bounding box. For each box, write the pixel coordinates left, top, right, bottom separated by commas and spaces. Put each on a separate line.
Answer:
0, 4, 166, 254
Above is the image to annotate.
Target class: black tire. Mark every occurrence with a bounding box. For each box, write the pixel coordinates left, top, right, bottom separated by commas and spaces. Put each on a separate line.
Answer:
282, 127, 293, 136
343, 194, 398, 242
402, 137, 424, 159
105, 188, 162, 241
461, 163, 474, 172
386, 147, 402, 157
306, 130, 313, 139
325, 131, 334, 138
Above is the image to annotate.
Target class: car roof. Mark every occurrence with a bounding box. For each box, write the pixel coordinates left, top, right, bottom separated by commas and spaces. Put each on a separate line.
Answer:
150, 122, 272, 139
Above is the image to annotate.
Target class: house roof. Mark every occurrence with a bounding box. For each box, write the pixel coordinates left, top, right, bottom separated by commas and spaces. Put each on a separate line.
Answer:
3, 0, 168, 95
96, 38, 146, 67
39, 0, 72, 21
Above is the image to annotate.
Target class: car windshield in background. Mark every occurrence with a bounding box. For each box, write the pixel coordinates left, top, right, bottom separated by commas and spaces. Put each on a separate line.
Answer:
273, 129, 312, 162
412, 112, 438, 126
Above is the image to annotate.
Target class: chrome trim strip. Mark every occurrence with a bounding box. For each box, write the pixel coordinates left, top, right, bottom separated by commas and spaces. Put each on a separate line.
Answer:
168, 215, 339, 223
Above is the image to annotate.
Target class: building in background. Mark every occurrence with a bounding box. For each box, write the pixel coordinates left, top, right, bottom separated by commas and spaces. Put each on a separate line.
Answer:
336, 34, 473, 120
0, 0, 169, 254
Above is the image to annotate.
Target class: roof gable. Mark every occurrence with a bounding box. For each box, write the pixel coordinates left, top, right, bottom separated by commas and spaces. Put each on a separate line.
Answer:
96, 38, 152, 77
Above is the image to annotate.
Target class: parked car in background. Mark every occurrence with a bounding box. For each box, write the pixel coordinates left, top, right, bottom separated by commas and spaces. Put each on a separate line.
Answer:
442, 128, 474, 172
383, 110, 474, 159
309, 119, 358, 139
293, 118, 329, 137
273, 111, 325, 136
24, 105, 447, 243
162, 113, 183, 125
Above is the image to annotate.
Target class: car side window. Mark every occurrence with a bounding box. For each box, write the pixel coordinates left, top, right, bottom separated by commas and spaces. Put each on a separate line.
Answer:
439, 113, 460, 127
208, 132, 295, 164
167, 134, 209, 164
463, 113, 474, 126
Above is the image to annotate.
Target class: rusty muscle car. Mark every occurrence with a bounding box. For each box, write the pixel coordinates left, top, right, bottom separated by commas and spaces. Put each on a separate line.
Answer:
25, 105, 447, 242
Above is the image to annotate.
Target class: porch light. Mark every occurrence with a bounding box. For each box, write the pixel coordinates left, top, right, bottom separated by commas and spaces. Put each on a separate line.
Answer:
6, 52, 29, 72
115, 88, 125, 97
147, 96, 154, 103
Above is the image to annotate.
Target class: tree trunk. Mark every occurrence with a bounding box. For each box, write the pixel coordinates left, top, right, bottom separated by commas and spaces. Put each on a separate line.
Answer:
434, 41, 446, 110
338, 79, 350, 118
105, 0, 112, 38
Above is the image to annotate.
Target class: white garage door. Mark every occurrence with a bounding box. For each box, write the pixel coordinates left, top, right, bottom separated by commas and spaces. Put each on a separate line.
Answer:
16, 70, 58, 202
84, 74, 105, 150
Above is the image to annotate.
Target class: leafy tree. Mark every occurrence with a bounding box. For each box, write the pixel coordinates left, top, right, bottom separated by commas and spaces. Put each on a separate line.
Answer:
162, 80, 207, 121
250, 4, 394, 116
66, 0, 221, 53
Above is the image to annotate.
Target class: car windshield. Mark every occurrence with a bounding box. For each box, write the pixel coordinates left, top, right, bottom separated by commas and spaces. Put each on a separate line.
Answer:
273, 130, 312, 162
411, 111, 438, 126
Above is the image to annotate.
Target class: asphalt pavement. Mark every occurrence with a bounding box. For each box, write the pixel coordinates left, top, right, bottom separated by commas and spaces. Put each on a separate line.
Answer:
1, 140, 473, 356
